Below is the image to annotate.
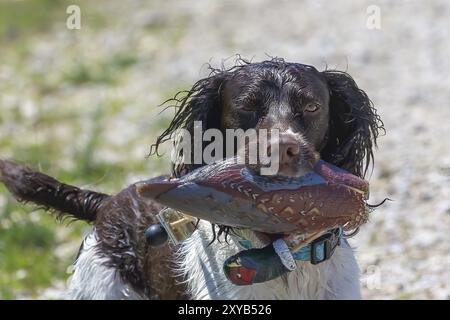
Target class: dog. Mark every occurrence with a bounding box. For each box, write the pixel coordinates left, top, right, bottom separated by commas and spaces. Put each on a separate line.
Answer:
0, 58, 383, 299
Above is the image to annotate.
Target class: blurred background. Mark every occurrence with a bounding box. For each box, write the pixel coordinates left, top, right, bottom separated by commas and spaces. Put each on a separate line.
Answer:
0, 0, 449, 299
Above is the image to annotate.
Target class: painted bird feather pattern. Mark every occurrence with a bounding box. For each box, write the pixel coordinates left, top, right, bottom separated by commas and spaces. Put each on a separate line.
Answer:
136, 158, 369, 235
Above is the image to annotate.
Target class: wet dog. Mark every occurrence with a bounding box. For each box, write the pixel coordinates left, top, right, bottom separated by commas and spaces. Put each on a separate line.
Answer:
0, 58, 383, 299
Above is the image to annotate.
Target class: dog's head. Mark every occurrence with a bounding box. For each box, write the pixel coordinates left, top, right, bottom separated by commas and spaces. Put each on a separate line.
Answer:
155, 58, 384, 181
152, 58, 384, 243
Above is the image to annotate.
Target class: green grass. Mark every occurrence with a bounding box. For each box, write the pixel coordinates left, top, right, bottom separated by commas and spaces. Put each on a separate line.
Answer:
0, 195, 88, 299
396, 292, 416, 300
0, 0, 108, 45
62, 53, 138, 86
0, 0, 65, 42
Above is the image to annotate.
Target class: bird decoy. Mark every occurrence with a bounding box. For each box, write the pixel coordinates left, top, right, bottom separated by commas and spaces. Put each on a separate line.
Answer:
136, 157, 369, 235
137, 157, 370, 285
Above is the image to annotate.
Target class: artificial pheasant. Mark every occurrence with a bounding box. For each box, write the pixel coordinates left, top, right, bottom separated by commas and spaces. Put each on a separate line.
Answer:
137, 158, 369, 234
137, 157, 370, 285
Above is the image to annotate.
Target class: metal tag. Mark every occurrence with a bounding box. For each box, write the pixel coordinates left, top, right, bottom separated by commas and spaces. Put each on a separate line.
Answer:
156, 208, 196, 245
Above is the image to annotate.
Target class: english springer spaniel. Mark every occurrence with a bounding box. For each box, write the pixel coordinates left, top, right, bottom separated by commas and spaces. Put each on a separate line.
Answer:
0, 58, 383, 299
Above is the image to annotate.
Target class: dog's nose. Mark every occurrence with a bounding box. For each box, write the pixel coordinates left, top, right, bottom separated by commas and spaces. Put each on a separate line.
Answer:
272, 135, 300, 166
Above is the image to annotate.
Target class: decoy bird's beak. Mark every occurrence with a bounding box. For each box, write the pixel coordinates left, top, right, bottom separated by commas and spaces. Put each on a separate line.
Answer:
136, 175, 176, 199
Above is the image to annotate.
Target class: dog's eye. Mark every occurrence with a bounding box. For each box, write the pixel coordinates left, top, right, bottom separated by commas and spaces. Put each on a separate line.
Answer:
241, 101, 262, 112
239, 96, 263, 112
304, 104, 319, 113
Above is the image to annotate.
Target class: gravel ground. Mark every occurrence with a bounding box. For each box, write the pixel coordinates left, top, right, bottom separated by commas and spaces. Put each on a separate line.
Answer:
1, 0, 449, 299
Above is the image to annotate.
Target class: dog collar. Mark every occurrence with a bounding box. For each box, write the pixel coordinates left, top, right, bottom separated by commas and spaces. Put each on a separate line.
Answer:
224, 228, 343, 285
236, 227, 342, 265
291, 228, 342, 265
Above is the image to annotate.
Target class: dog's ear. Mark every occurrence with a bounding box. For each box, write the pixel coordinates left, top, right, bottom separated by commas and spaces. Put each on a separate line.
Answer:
320, 70, 384, 178
153, 71, 228, 176
182, 73, 226, 134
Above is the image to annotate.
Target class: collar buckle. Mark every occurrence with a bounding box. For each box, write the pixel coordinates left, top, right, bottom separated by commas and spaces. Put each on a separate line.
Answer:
310, 227, 342, 265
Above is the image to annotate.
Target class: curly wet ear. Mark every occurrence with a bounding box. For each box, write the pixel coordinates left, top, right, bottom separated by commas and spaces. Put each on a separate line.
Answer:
320, 70, 384, 178
152, 71, 228, 176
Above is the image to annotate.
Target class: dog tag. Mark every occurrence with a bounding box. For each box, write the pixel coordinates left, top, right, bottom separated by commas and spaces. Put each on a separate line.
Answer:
156, 208, 196, 245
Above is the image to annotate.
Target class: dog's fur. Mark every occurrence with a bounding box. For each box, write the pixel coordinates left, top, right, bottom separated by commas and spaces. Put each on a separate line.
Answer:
0, 58, 384, 299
